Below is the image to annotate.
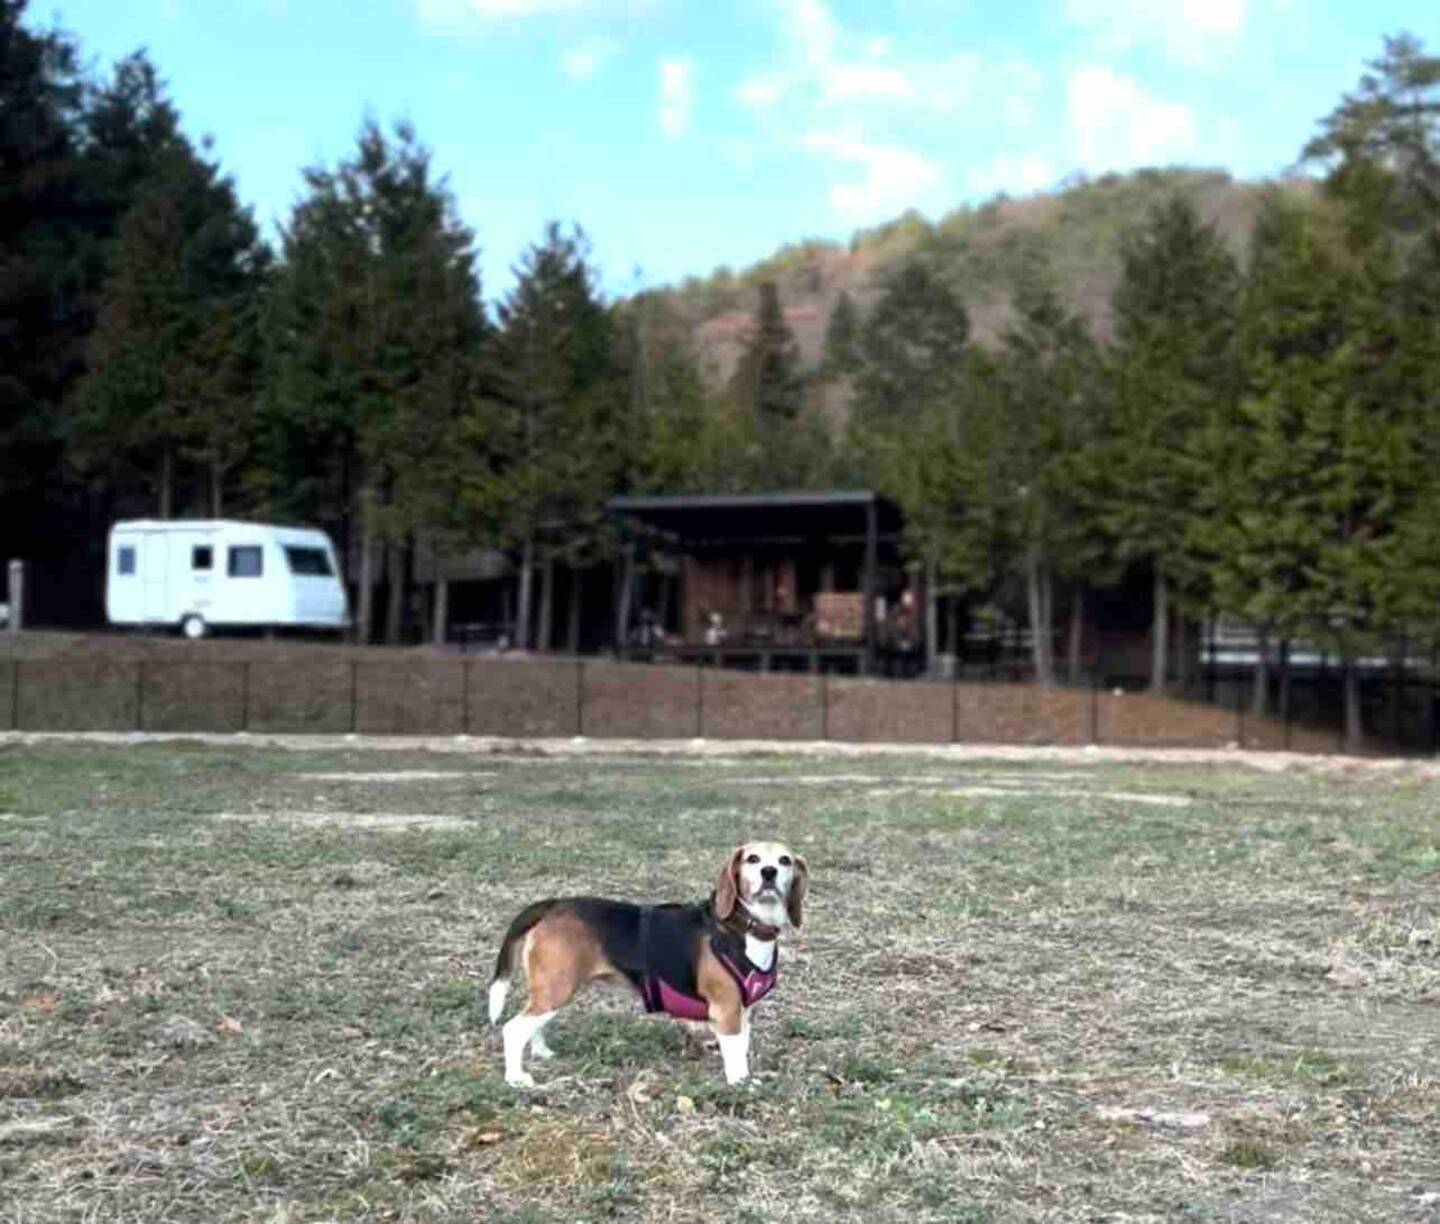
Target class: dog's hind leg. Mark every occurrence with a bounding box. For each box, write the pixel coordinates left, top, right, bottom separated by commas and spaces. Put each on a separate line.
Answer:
502, 916, 591, 1086
503, 1009, 556, 1086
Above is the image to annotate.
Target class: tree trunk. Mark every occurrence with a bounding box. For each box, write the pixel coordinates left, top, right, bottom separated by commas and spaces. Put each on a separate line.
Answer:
158, 449, 174, 519
210, 462, 224, 517
1278, 638, 1292, 733
1067, 583, 1085, 684
1175, 614, 1190, 694
433, 576, 449, 647
1026, 555, 1055, 686
1343, 655, 1364, 752
515, 533, 535, 651
538, 557, 555, 653
615, 545, 635, 654
567, 566, 583, 655
923, 559, 938, 676
402, 535, 416, 644
1389, 638, 1407, 745
385, 542, 404, 645
356, 492, 375, 645
1252, 627, 1271, 718
1149, 568, 1169, 695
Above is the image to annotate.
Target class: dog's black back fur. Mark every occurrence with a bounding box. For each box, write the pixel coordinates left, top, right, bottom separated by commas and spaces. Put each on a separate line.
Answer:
571, 897, 710, 997
492, 896, 721, 1000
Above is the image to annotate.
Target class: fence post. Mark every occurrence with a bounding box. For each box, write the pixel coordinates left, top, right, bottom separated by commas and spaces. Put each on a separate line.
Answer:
136, 661, 145, 732
462, 659, 472, 735
1090, 670, 1100, 745
577, 659, 585, 737
951, 672, 959, 743
1236, 681, 1246, 749
695, 664, 704, 738
240, 661, 250, 732
821, 670, 829, 741
350, 659, 359, 735
10, 658, 19, 731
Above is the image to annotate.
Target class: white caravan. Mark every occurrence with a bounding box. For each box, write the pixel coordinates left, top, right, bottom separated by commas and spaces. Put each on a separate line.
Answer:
105, 520, 349, 638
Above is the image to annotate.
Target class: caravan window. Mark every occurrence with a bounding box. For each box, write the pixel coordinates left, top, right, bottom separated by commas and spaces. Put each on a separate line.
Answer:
285, 546, 333, 576
117, 545, 136, 576
228, 546, 263, 578
192, 546, 213, 572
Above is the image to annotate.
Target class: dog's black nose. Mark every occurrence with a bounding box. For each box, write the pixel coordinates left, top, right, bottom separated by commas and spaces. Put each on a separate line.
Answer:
761, 865, 777, 882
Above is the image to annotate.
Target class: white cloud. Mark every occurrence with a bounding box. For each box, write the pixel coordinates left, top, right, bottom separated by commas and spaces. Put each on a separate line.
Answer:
735, 72, 793, 109
1181, 0, 1244, 33
778, 0, 836, 68
660, 57, 696, 137
863, 35, 893, 57
1064, 0, 1246, 64
561, 36, 617, 81
820, 63, 916, 104
417, 0, 589, 23
968, 152, 1056, 197
805, 132, 943, 219
1067, 66, 1197, 171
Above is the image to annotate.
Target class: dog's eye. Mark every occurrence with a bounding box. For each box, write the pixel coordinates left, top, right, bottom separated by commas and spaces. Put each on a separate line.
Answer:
745, 854, 760, 865
779, 855, 792, 867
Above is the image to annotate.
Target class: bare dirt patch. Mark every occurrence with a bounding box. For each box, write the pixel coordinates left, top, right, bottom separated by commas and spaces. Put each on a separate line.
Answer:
296, 770, 497, 782
211, 809, 471, 831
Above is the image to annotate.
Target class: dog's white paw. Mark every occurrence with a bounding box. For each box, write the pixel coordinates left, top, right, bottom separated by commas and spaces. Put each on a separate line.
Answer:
505, 1071, 536, 1088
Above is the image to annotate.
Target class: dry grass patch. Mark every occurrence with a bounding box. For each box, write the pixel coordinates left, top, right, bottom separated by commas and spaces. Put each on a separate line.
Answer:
3, 740, 1440, 1222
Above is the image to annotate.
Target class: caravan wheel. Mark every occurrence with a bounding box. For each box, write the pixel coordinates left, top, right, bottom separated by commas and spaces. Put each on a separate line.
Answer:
180, 614, 208, 640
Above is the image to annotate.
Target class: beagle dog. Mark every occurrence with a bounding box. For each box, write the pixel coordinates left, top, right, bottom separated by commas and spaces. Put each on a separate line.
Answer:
488, 841, 807, 1087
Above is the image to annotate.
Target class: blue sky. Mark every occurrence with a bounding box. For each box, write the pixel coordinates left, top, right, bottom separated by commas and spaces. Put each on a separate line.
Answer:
41, 0, 1437, 300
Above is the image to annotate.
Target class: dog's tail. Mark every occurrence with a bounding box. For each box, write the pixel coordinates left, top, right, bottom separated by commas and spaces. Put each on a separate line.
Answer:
488, 899, 558, 1024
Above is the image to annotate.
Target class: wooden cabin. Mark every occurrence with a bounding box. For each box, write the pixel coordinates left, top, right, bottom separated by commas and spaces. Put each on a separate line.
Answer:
608, 491, 914, 674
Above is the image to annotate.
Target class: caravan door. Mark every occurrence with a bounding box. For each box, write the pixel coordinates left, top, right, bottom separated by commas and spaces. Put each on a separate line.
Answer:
140, 532, 169, 621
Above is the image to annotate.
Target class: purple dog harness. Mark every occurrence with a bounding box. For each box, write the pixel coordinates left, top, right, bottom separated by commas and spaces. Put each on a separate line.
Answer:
634, 907, 777, 1022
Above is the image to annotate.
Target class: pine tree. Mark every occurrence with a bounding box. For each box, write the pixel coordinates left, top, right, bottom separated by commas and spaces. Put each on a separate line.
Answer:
264, 120, 487, 643
844, 257, 996, 649
74, 57, 266, 517
1106, 194, 1239, 693
611, 291, 725, 494
1303, 32, 1440, 233
0, 2, 87, 518
492, 222, 617, 650
854, 259, 969, 421
821, 290, 861, 377
992, 275, 1106, 685
732, 280, 803, 424
1275, 32, 1440, 746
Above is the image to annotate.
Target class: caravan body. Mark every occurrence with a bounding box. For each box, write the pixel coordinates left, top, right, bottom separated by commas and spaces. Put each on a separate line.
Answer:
105, 520, 348, 637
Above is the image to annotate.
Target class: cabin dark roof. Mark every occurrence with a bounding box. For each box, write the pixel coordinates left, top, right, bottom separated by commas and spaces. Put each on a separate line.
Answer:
607, 490, 903, 545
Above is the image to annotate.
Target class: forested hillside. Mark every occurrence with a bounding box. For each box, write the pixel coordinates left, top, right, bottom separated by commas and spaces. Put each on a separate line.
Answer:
664, 168, 1299, 386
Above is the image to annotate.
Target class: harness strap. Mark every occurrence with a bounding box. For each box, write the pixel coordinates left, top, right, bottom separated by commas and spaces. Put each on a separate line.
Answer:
636, 906, 660, 1011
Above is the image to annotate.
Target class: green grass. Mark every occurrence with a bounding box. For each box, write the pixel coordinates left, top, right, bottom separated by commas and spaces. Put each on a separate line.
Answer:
2, 740, 1439, 1222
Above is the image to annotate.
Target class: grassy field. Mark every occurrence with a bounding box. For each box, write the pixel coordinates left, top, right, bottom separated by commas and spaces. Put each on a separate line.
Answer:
2, 739, 1439, 1223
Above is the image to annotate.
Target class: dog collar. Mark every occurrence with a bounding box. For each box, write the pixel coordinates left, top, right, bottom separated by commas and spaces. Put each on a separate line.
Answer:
719, 909, 781, 942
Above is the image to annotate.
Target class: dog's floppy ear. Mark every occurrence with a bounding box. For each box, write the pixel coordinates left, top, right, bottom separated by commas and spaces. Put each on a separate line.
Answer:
786, 852, 809, 929
713, 845, 745, 920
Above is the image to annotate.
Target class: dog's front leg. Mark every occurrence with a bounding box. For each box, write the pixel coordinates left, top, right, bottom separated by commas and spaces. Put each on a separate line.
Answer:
712, 1007, 750, 1084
